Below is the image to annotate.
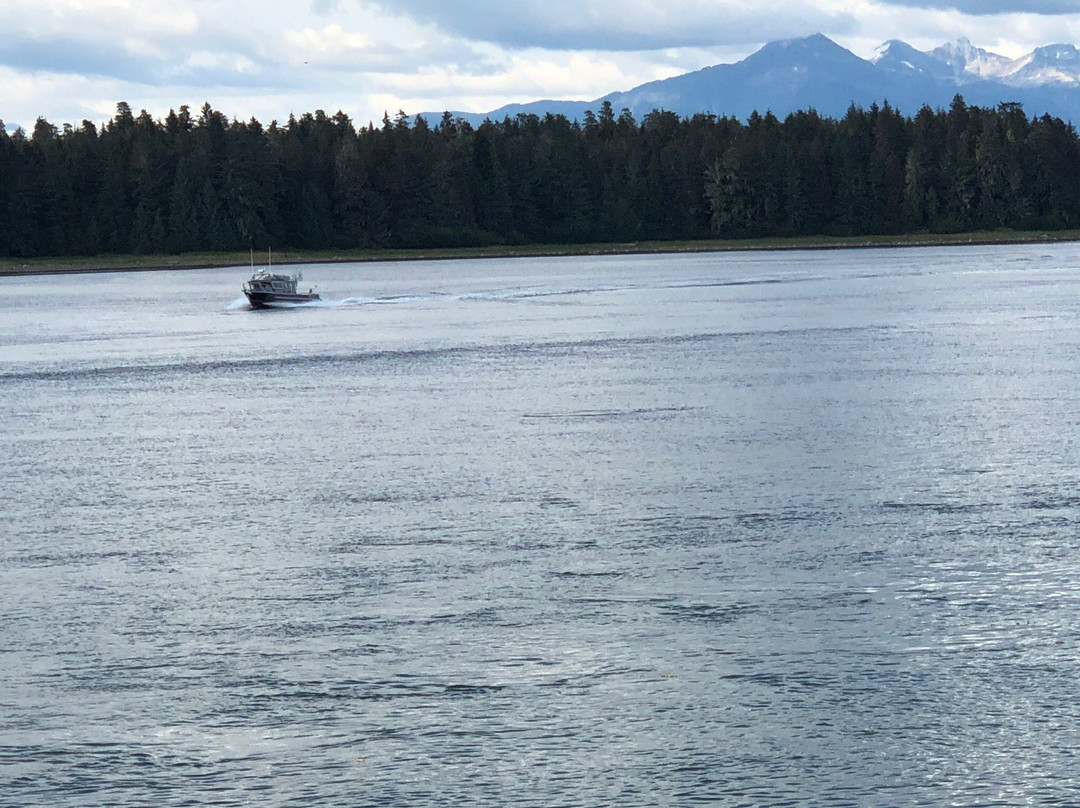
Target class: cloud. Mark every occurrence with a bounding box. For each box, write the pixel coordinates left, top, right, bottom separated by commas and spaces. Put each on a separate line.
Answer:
279, 23, 492, 74
0, 36, 297, 89
881, 0, 1080, 13
0, 0, 266, 85
364, 0, 857, 51
0, 38, 152, 83
4, 0, 1080, 134
0, 0, 200, 44
0, 0, 493, 88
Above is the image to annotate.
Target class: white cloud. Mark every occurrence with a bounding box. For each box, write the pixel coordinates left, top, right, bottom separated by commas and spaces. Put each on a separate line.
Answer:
284, 24, 374, 58
365, 0, 857, 50
1, 0, 199, 40
886, 0, 1079, 14
3, 0, 1080, 131
384, 53, 631, 103
277, 21, 490, 74
835, 4, 1080, 59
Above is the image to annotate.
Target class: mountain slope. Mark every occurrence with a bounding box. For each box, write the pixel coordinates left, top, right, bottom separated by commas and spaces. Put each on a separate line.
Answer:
874, 39, 955, 82
602, 34, 906, 120
928, 37, 1013, 83
1004, 44, 1080, 87
421, 35, 1080, 126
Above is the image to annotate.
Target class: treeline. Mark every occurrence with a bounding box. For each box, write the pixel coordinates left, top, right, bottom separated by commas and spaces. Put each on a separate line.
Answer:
1, 96, 1080, 257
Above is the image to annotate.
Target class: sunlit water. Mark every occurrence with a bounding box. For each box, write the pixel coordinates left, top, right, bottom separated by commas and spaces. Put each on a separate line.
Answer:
3, 245, 1080, 806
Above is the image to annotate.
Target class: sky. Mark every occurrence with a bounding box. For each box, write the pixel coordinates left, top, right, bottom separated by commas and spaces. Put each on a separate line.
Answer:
3, 0, 1080, 132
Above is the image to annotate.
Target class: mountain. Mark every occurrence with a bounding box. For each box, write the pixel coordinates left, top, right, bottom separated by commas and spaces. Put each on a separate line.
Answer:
607, 34, 908, 120
1003, 44, 1080, 87
916, 37, 1080, 87
873, 39, 955, 82
927, 37, 1013, 83
420, 34, 1080, 126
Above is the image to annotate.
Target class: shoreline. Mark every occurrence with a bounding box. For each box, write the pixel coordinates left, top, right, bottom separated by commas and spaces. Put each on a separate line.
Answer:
2, 229, 1079, 277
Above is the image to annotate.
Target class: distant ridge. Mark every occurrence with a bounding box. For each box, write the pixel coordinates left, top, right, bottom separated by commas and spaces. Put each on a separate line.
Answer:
420, 35, 1080, 125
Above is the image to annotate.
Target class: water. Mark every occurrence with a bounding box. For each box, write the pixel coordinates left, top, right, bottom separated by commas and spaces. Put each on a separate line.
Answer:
3, 245, 1080, 806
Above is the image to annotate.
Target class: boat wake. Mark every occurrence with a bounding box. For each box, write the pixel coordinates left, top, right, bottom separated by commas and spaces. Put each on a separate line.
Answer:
301, 287, 621, 308
224, 274, 812, 311
319, 294, 445, 307
249, 292, 452, 308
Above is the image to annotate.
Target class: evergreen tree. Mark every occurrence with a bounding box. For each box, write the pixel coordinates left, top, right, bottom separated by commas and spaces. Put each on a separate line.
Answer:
5, 97, 1080, 258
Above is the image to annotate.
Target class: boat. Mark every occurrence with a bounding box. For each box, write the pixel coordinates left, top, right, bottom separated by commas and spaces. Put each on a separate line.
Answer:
242, 250, 320, 308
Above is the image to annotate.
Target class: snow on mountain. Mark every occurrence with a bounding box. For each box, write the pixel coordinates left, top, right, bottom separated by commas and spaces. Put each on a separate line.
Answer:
919, 38, 1080, 87
926, 38, 1010, 83
1001, 44, 1080, 87
873, 39, 953, 81
599, 33, 921, 122
421, 35, 1080, 127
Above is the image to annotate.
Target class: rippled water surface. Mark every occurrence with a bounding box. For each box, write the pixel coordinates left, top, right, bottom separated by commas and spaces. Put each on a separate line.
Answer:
3, 245, 1080, 806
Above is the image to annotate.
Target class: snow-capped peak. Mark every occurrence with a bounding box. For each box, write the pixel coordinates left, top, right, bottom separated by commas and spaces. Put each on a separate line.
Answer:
929, 37, 1013, 81
1001, 44, 1080, 87
879, 37, 1080, 88
872, 39, 952, 80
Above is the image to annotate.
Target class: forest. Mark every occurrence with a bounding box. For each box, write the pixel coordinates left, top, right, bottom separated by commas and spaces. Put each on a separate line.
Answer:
1, 95, 1080, 258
